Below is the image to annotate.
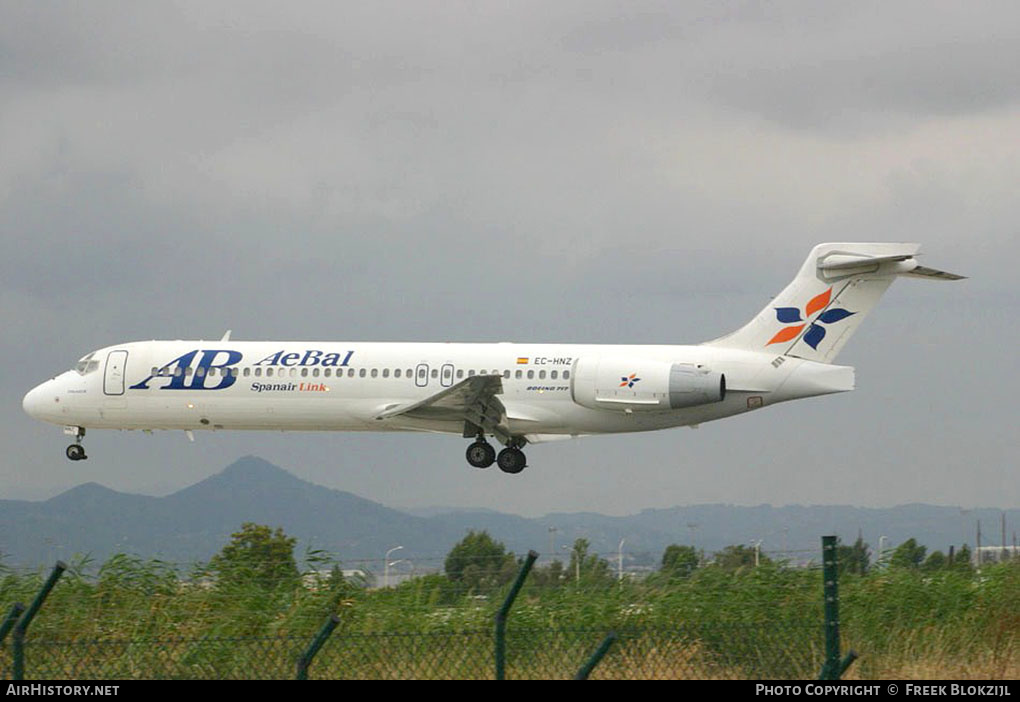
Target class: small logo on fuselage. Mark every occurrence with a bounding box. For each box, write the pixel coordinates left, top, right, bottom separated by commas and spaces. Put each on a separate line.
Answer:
619, 373, 641, 388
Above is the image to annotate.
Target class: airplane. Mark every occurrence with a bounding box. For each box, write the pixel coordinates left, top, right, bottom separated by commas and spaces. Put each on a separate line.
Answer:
23, 242, 963, 474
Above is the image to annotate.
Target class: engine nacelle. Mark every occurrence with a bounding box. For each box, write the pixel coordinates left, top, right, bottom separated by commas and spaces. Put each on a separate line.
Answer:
570, 357, 726, 412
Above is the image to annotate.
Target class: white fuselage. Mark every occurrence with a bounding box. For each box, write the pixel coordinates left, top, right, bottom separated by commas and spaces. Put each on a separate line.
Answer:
22, 340, 854, 441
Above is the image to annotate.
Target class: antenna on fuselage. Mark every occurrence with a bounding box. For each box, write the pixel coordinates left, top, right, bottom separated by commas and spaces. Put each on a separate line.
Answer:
220, 330, 232, 342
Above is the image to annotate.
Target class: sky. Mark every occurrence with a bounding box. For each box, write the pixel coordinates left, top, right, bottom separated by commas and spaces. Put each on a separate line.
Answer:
2, 1, 1017, 517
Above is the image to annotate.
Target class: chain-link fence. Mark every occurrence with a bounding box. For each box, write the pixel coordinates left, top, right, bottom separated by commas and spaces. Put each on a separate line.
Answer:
3, 539, 1017, 680
2, 623, 822, 680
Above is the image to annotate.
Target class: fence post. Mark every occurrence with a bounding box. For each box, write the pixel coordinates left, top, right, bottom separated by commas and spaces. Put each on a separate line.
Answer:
495, 550, 538, 681
819, 537, 856, 680
296, 614, 341, 680
574, 631, 617, 680
13, 561, 66, 681
0, 603, 26, 645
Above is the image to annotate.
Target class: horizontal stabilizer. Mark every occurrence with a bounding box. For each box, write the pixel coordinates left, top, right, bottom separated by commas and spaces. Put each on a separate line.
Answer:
818, 253, 914, 271
901, 265, 966, 281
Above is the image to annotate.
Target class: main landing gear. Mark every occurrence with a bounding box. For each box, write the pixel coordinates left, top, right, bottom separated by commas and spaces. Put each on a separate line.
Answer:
466, 440, 496, 468
496, 447, 526, 474
465, 436, 526, 474
65, 427, 87, 461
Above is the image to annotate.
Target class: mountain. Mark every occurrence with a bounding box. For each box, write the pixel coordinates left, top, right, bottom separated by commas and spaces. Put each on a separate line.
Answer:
0, 456, 462, 568
1, 456, 1016, 570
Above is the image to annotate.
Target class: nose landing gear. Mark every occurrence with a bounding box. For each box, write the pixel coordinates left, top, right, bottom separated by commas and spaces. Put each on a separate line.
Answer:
65, 427, 87, 461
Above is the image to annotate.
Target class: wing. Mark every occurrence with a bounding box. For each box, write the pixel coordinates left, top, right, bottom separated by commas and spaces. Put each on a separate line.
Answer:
375, 375, 512, 444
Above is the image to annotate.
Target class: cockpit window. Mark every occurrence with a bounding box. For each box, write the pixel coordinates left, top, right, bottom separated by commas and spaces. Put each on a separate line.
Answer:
74, 352, 100, 376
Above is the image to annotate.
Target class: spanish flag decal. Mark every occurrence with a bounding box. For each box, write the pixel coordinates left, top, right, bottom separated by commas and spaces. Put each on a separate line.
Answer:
516, 357, 529, 365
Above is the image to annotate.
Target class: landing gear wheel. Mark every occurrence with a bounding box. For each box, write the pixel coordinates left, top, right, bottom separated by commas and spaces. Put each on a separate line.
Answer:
496, 447, 526, 474
66, 444, 87, 461
466, 441, 496, 468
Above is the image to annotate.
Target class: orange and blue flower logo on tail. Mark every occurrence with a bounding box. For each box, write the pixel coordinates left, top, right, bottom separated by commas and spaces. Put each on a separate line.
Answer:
767, 288, 855, 349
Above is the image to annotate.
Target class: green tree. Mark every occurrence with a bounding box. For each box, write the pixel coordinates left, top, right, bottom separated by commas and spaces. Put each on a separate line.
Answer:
444, 531, 516, 593
531, 559, 566, 587
566, 538, 613, 584
660, 544, 700, 579
209, 523, 300, 591
713, 544, 772, 572
837, 536, 871, 576
889, 538, 926, 570
922, 550, 947, 572
949, 544, 974, 573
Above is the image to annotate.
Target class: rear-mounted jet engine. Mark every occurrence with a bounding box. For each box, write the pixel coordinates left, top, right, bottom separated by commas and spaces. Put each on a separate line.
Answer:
570, 357, 725, 412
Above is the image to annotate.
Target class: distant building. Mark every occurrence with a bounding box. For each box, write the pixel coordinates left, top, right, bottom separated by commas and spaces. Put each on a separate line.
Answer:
973, 546, 1019, 565
302, 569, 373, 589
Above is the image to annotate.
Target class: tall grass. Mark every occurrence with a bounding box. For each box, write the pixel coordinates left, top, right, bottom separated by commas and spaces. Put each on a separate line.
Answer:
1, 554, 1017, 679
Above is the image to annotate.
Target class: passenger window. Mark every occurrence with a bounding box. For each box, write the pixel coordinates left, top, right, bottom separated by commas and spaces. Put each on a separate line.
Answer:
527, 370, 534, 379
231, 368, 239, 377
468, 370, 476, 377
324, 368, 331, 377
551, 370, 558, 379
348, 368, 355, 377
174, 367, 183, 377
312, 368, 320, 377
563, 370, 570, 380
503, 370, 510, 379
539, 370, 546, 379
151, 367, 158, 376
431, 369, 438, 378
266, 368, 273, 377
383, 369, 390, 378
301, 368, 309, 377
515, 370, 522, 379
394, 369, 401, 378
290, 368, 297, 378
255, 367, 262, 377
196, 367, 206, 377
443, 368, 452, 379
457, 369, 464, 379
243, 367, 250, 377
371, 369, 378, 378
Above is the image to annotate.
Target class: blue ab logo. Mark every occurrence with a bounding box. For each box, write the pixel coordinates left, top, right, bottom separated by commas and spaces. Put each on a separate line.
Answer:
130, 350, 243, 391
130, 348, 357, 391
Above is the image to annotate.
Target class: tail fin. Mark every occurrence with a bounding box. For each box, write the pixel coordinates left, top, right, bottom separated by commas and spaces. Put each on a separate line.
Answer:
705, 242, 964, 363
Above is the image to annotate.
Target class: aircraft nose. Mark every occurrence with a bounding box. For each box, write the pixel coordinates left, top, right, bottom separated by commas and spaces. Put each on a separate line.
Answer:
23, 382, 55, 421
